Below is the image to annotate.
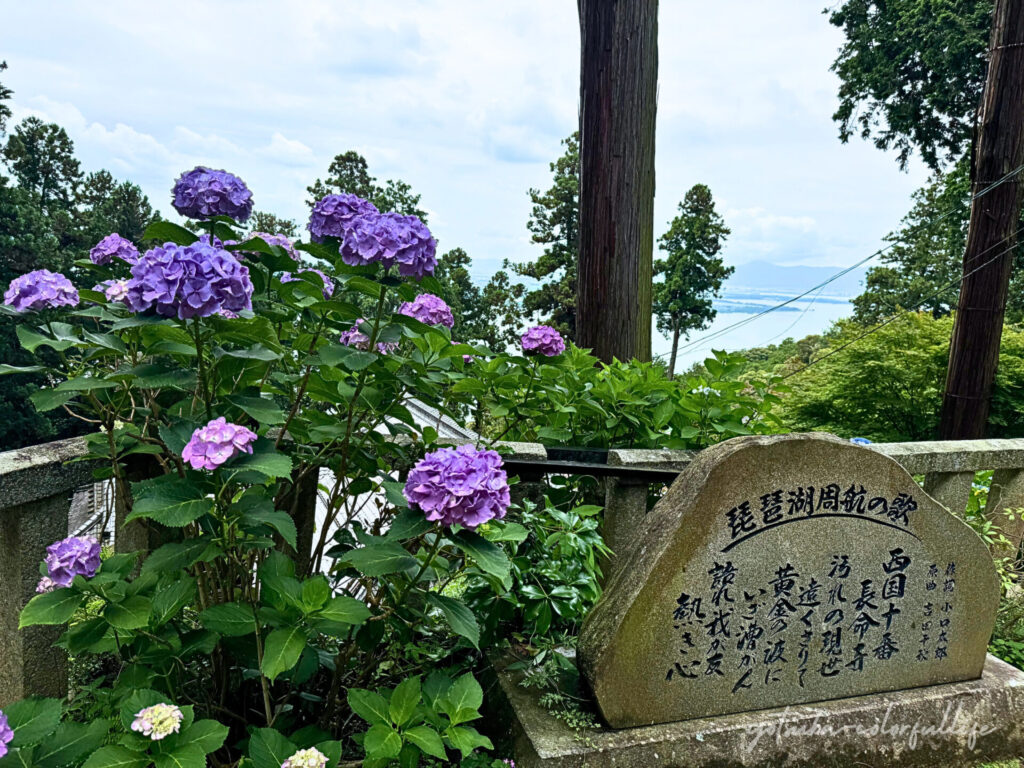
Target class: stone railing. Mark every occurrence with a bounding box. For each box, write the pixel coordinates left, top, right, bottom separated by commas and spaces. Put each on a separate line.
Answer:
3, 435, 1024, 706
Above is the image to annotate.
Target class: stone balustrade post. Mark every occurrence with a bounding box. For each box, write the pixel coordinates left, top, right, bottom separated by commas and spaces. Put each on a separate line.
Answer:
922, 471, 975, 518
0, 437, 96, 707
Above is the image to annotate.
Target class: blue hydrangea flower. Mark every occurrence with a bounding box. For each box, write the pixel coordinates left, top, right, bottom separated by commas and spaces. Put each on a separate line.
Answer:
172, 166, 253, 222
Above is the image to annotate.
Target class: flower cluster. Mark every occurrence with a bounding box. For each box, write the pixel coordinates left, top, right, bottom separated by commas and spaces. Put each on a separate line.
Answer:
3, 269, 79, 312
282, 748, 328, 768
308, 193, 378, 242
281, 267, 334, 299
94, 279, 130, 303
339, 319, 397, 354
131, 703, 184, 741
124, 241, 253, 320
172, 166, 253, 222
341, 212, 437, 277
90, 233, 140, 265
399, 293, 454, 328
404, 445, 510, 529
44, 536, 101, 588
182, 417, 258, 470
0, 711, 12, 759
521, 325, 565, 357
35, 576, 57, 594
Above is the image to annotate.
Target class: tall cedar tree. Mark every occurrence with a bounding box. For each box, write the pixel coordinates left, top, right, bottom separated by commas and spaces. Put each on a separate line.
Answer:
510, 132, 579, 339
306, 150, 427, 221
654, 184, 734, 378
828, 0, 993, 171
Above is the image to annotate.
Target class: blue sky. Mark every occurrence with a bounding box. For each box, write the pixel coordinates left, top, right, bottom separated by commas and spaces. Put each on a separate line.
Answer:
3, 0, 931, 285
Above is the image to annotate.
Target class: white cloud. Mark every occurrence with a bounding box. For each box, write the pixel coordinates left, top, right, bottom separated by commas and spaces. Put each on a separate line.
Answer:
257, 133, 315, 165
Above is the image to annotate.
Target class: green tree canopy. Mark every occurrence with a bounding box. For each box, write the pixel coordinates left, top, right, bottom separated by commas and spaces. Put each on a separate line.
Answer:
2, 116, 82, 210
654, 184, 733, 377
828, 0, 992, 170
247, 210, 298, 238
780, 313, 1024, 441
306, 150, 427, 220
0, 61, 12, 138
510, 132, 579, 338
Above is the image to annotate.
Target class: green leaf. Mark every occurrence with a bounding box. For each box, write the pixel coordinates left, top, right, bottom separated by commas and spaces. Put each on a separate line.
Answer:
199, 602, 255, 636
35, 720, 109, 768
56, 376, 118, 392
152, 577, 197, 626
0, 364, 45, 375
126, 364, 197, 390
261, 626, 306, 681
140, 539, 214, 576
443, 726, 492, 758
221, 344, 282, 361
301, 576, 331, 611
341, 350, 378, 371
127, 479, 212, 527
227, 395, 286, 425
80, 745, 148, 768
340, 542, 417, 577
364, 725, 402, 760
152, 745, 206, 768
426, 594, 479, 649
19, 589, 83, 628
143, 221, 198, 245
485, 522, 529, 543
163, 720, 228, 755
386, 508, 430, 540
316, 595, 371, 626
29, 389, 74, 413
441, 673, 483, 720
248, 729, 296, 768
3, 698, 62, 745
17, 325, 77, 353
104, 596, 152, 630
389, 677, 421, 728
452, 529, 511, 580
403, 726, 446, 761
241, 508, 298, 550
347, 689, 390, 727
228, 446, 293, 479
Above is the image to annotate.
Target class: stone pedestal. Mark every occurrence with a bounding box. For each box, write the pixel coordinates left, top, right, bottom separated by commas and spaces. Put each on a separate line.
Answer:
0, 437, 97, 706
493, 653, 1024, 768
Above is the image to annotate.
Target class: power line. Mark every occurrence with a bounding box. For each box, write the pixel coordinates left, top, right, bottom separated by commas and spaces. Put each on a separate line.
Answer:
673, 162, 1024, 356
781, 223, 1024, 381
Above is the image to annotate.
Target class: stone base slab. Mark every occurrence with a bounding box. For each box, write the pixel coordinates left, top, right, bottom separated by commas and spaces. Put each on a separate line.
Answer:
493, 654, 1024, 768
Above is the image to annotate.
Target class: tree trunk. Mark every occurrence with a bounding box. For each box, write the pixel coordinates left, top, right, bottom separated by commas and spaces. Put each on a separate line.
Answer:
576, 0, 658, 364
939, 0, 1024, 440
668, 324, 679, 379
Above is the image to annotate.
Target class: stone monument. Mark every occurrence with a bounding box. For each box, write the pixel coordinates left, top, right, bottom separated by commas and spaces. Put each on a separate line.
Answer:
579, 433, 1001, 728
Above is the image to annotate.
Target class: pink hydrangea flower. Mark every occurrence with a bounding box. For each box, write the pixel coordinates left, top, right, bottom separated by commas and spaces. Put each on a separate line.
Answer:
399, 293, 454, 328
181, 417, 257, 470
281, 748, 328, 768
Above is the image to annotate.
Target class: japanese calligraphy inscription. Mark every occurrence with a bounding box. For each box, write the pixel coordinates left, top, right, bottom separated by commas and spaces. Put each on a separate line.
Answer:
579, 434, 1000, 728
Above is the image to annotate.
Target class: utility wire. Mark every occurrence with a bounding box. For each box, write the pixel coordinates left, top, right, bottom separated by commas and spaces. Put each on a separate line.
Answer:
673, 161, 1024, 356
781, 223, 1024, 381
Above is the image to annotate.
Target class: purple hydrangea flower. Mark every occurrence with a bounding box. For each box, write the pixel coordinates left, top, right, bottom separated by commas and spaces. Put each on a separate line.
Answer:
244, 232, 301, 262
341, 212, 437, 277
172, 166, 253, 222
181, 417, 258, 471
4, 270, 79, 312
0, 711, 12, 760
36, 576, 57, 594
131, 703, 184, 741
339, 319, 397, 354
44, 536, 101, 588
399, 293, 454, 328
94, 279, 130, 303
124, 241, 253, 320
404, 445, 510, 529
308, 193, 379, 243
521, 325, 565, 357
90, 233, 139, 265
281, 268, 334, 299
282, 748, 328, 768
